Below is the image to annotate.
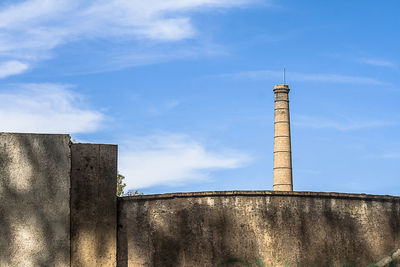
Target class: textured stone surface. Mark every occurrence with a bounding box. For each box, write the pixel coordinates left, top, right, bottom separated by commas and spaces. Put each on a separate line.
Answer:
71, 143, 117, 267
273, 84, 293, 191
118, 191, 400, 267
0, 133, 71, 267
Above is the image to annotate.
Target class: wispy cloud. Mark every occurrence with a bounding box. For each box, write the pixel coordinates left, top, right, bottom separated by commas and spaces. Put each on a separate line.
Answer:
359, 58, 397, 68
119, 134, 252, 189
148, 99, 182, 116
293, 114, 396, 131
219, 70, 389, 86
0, 83, 103, 133
0, 0, 257, 74
165, 100, 181, 110
60, 41, 230, 75
381, 152, 400, 159
0, 60, 29, 79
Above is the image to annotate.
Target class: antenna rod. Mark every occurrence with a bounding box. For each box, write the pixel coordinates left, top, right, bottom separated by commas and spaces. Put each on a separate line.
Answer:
284, 68, 286, 85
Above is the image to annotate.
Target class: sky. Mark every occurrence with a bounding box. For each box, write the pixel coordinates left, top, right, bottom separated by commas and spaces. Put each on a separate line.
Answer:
0, 0, 399, 196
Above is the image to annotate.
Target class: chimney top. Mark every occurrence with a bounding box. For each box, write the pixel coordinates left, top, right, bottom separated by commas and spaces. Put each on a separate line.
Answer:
273, 84, 290, 93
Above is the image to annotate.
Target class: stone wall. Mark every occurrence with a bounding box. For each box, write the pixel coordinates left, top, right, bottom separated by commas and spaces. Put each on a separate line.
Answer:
0, 133, 71, 266
0, 133, 117, 267
1, 133, 400, 267
117, 191, 400, 267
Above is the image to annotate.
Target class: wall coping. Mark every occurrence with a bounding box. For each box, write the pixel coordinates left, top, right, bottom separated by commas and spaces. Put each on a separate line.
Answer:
0, 132, 70, 137
119, 190, 400, 202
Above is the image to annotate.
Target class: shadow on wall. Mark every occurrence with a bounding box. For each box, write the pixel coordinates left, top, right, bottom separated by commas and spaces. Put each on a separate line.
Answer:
0, 133, 70, 266
117, 198, 264, 267
117, 193, 400, 267
70, 143, 117, 267
1, 133, 400, 267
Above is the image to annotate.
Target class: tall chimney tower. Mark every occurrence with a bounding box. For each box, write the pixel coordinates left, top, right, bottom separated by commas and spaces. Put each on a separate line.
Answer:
273, 84, 293, 191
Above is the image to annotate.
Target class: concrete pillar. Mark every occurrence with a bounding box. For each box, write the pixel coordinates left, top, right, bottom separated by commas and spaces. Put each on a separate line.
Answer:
273, 84, 293, 191
70, 143, 117, 267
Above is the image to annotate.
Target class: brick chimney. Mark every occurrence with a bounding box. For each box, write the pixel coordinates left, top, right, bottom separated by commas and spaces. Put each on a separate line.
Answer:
273, 84, 293, 191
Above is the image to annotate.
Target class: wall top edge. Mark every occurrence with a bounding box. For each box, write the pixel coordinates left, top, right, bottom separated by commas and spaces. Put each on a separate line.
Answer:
0, 132, 70, 138
119, 190, 400, 202
71, 143, 118, 147
0, 133, 118, 146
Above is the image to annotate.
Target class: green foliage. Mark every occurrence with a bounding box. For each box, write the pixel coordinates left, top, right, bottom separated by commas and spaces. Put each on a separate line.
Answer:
116, 173, 143, 196
277, 258, 289, 267
255, 257, 263, 267
366, 264, 396, 267
116, 173, 126, 196
217, 258, 251, 267
125, 189, 143, 196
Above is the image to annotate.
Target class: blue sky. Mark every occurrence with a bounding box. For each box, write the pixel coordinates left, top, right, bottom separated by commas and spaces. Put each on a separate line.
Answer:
0, 0, 399, 195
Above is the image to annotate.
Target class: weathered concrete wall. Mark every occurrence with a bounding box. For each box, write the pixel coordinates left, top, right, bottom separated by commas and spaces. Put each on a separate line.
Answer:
0, 133, 71, 266
118, 191, 400, 267
2, 133, 399, 267
71, 143, 117, 267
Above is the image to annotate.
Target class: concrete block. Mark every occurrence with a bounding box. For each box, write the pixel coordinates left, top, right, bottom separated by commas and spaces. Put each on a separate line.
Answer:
70, 143, 117, 267
0, 133, 70, 267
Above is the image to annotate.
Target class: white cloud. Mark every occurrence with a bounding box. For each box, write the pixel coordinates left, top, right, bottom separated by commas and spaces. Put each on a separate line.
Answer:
293, 114, 396, 131
219, 70, 389, 86
360, 58, 397, 68
0, 60, 29, 78
119, 134, 251, 189
0, 0, 257, 70
0, 83, 103, 133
